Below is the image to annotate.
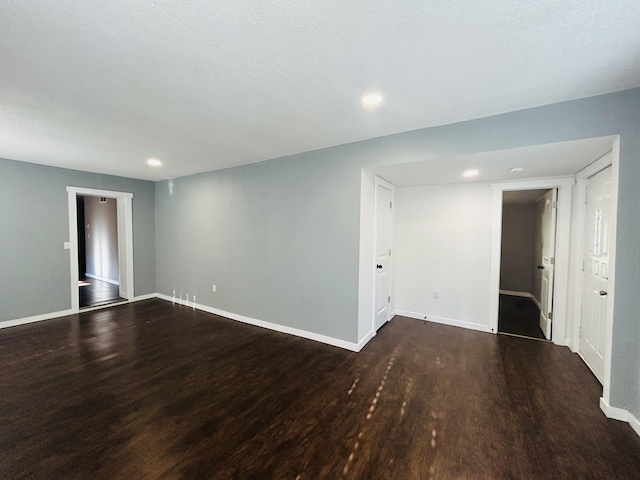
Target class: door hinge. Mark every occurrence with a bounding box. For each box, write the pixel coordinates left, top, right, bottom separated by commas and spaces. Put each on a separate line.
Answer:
548, 312, 553, 320
388, 296, 391, 303
389, 248, 391, 256
390, 201, 392, 209
552, 201, 558, 209
550, 257, 555, 265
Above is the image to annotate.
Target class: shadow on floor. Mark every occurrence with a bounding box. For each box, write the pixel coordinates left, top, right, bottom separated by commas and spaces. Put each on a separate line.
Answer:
498, 294, 546, 340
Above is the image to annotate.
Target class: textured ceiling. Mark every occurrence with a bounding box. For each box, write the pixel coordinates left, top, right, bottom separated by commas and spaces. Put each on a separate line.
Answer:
1, 1, 639, 181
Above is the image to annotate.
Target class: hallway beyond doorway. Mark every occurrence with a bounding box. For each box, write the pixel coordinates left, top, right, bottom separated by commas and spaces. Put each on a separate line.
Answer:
498, 294, 546, 340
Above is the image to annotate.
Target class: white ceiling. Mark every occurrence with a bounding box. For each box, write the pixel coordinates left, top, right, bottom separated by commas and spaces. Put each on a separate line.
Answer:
369, 136, 615, 187
1, 1, 639, 181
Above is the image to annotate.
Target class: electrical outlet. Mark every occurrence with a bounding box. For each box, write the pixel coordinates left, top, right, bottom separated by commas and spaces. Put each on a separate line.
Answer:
212, 285, 216, 293
433, 290, 439, 299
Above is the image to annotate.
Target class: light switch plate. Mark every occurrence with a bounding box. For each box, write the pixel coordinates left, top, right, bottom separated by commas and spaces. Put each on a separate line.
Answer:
63, 242, 71, 250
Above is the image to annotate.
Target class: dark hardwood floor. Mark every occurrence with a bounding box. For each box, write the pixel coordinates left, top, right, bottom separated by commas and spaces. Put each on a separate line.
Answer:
498, 294, 546, 339
79, 277, 125, 309
1, 299, 639, 479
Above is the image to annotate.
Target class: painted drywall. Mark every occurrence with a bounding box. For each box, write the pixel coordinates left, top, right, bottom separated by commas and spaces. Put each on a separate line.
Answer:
83, 196, 119, 283
0, 158, 156, 322
500, 203, 535, 293
153, 88, 640, 414
394, 183, 493, 330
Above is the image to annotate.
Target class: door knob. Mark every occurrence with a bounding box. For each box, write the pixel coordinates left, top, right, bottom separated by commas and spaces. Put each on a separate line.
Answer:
537, 265, 544, 270
376, 264, 383, 269
599, 290, 608, 296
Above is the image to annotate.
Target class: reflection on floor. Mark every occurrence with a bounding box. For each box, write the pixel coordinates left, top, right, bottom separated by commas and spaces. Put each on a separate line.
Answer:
79, 277, 125, 309
498, 294, 546, 340
2, 300, 639, 478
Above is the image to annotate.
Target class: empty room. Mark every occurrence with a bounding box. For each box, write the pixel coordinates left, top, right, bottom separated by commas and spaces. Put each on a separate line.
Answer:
1, 2, 640, 479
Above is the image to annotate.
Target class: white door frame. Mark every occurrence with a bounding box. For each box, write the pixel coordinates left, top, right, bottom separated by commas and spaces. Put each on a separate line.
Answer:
67, 186, 134, 311
570, 143, 619, 405
372, 176, 395, 333
489, 177, 575, 344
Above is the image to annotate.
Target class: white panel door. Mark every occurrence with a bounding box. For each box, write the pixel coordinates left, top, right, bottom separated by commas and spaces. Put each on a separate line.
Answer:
374, 183, 392, 331
580, 166, 611, 383
539, 189, 557, 340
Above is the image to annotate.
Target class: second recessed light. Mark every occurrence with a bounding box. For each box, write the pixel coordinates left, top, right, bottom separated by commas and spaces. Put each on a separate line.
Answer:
463, 169, 479, 177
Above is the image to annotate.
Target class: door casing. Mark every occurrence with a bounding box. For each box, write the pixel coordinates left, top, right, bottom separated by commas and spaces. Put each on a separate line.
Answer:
490, 177, 574, 343
571, 145, 619, 405
67, 186, 134, 312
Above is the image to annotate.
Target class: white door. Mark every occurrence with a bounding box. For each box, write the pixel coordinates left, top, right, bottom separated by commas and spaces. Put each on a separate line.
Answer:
579, 166, 612, 383
374, 181, 392, 331
538, 189, 557, 340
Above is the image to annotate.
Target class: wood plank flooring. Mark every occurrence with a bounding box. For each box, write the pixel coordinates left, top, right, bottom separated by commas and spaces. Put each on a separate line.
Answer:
1, 299, 639, 479
79, 277, 124, 309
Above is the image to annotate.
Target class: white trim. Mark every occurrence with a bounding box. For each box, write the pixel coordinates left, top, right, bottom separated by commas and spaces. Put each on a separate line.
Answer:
395, 310, 492, 333
156, 294, 365, 352
357, 170, 376, 343
571, 142, 618, 405
499, 290, 542, 310
631, 412, 640, 438
0, 293, 156, 330
0, 309, 75, 329
85, 272, 119, 286
66, 186, 133, 199
67, 186, 134, 312
599, 397, 627, 421
490, 177, 575, 345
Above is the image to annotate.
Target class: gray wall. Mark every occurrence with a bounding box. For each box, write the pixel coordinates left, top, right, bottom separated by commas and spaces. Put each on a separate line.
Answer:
500, 203, 535, 293
84, 196, 119, 283
155, 88, 640, 418
0, 158, 156, 321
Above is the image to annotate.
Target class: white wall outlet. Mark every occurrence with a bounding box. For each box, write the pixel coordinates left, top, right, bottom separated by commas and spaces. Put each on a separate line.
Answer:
433, 290, 439, 299
212, 284, 216, 293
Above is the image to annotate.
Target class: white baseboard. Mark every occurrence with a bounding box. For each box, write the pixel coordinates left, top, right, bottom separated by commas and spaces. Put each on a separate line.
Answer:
630, 412, 640, 437
0, 308, 75, 329
395, 310, 492, 334
600, 397, 640, 438
85, 272, 119, 286
357, 329, 376, 351
0, 293, 158, 329
156, 294, 363, 352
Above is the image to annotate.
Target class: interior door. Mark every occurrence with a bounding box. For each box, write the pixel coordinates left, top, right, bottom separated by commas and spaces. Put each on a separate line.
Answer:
539, 189, 557, 340
579, 166, 611, 383
374, 182, 392, 331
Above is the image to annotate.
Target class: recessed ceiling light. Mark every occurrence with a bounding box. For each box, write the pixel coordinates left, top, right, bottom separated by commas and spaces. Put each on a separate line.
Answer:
362, 92, 383, 106
510, 167, 524, 173
463, 169, 479, 177
147, 158, 162, 167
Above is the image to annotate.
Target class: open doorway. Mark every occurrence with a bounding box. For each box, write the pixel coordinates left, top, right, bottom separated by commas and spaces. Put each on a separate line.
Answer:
67, 187, 134, 312
498, 189, 556, 340
76, 195, 125, 308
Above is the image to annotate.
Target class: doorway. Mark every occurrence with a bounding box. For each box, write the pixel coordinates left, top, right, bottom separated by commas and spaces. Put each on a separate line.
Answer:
67, 187, 134, 312
498, 188, 555, 340
76, 195, 124, 308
